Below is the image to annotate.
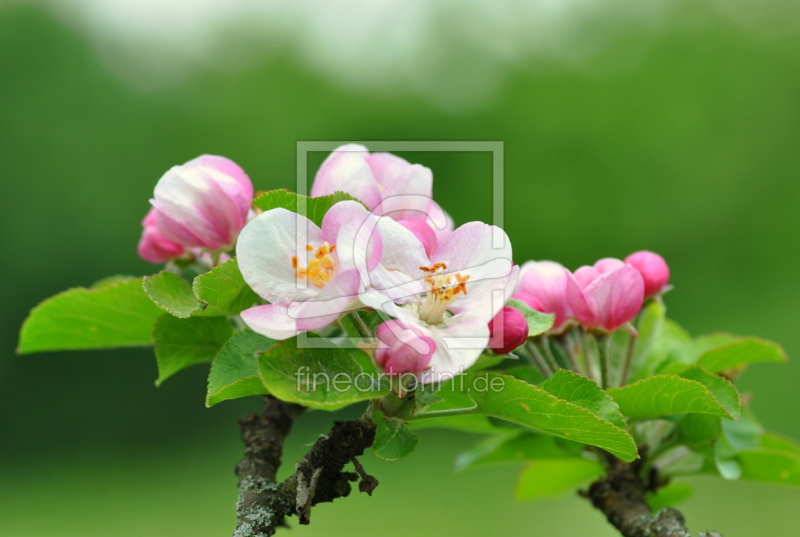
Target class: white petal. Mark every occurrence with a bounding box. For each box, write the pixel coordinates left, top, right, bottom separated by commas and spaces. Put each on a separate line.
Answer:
416, 312, 490, 384
432, 222, 514, 319
240, 304, 298, 340
367, 217, 429, 302
236, 208, 324, 304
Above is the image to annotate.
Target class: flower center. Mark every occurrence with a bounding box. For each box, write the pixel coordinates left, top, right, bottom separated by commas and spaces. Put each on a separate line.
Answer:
417, 263, 470, 325
292, 242, 337, 288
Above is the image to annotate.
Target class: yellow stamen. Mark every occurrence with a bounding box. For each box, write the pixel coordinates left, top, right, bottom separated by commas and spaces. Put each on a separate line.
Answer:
417, 263, 470, 325
293, 242, 337, 288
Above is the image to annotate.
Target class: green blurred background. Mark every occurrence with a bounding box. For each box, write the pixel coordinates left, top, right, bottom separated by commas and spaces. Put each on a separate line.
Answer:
2, 1, 800, 535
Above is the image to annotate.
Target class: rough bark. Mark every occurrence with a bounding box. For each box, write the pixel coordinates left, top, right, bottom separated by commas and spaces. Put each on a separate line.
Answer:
233, 396, 377, 537
588, 452, 723, 537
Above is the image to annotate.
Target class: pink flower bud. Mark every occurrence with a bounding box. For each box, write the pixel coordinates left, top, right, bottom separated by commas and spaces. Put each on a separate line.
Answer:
398, 217, 438, 257
375, 320, 436, 375
488, 307, 529, 354
566, 259, 645, 332
151, 155, 253, 250
515, 261, 574, 333
137, 208, 185, 263
625, 250, 670, 298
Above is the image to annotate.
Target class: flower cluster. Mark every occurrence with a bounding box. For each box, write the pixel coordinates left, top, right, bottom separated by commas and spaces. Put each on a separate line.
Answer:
138, 146, 669, 386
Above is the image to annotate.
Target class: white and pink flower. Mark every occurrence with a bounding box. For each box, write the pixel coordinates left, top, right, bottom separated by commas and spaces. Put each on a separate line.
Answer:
137, 208, 185, 264
311, 144, 453, 247
236, 201, 381, 340
151, 155, 253, 251
364, 218, 518, 382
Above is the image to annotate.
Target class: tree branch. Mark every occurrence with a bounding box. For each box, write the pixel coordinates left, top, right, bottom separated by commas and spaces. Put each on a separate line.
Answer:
587, 452, 723, 537
233, 396, 377, 537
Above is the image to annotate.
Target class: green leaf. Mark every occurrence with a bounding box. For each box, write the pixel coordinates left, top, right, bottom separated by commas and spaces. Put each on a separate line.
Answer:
258, 337, 389, 410
206, 330, 276, 407
515, 458, 604, 500
143, 271, 203, 318
467, 351, 515, 372
407, 415, 499, 434
372, 417, 419, 461
678, 366, 741, 420
627, 301, 665, 380
695, 338, 787, 373
678, 414, 722, 450
722, 408, 763, 452
18, 278, 164, 353
646, 482, 694, 512
505, 299, 555, 337
738, 449, 800, 487
454, 431, 584, 472
153, 314, 234, 385
761, 433, 800, 454
192, 258, 260, 316
503, 365, 548, 385
417, 372, 638, 461
714, 435, 743, 479
539, 369, 627, 429
631, 318, 691, 382
607, 375, 734, 421
252, 189, 363, 227
657, 333, 739, 374
91, 275, 138, 289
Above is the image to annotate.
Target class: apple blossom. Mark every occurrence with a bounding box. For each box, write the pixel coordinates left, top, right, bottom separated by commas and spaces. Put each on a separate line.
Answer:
362, 218, 518, 382
310, 144, 454, 241
137, 208, 185, 264
565, 258, 644, 333
237, 201, 381, 340
375, 319, 436, 375
513, 261, 574, 333
488, 306, 529, 355
151, 155, 253, 251
625, 250, 670, 297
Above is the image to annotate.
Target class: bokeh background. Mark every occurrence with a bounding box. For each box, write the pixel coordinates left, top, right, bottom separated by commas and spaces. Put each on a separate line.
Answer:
2, 1, 800, 535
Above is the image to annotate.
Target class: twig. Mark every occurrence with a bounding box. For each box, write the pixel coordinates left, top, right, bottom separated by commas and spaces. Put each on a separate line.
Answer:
233, 396, 377, 537
588, 451, 724, 537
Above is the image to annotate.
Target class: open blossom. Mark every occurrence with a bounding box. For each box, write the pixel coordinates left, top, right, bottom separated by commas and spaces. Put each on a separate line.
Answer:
625, 250, 670, 298
237, 201, 381, 340
151, 155, 253, 251
513, 261, 574, 333
137, 208, 185, 264
488, 306, 529, 355
311, 144, 453, 246
566, 258, 644, 333
375, 320, 436, 375
362, 218, 518, 382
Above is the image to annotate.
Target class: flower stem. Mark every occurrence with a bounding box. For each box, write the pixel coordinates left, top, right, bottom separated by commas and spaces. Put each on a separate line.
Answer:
541, 335, 561, 373
525, 341, 553, 377
620, 332, 637, 387
346, 312, 373, 339
560, 333, 585, 376
597, 334, 611, 389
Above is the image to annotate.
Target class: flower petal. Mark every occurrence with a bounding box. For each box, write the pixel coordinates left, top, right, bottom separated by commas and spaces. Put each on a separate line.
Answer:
311, 145, 382, 210
291, 269, 362, 333
416, 311, 490, 384
432, 222, 515, 319
236, 208, 324, 304
367, 217, 429, 302
240, 304, 298, 340
321, 200, 383, 272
